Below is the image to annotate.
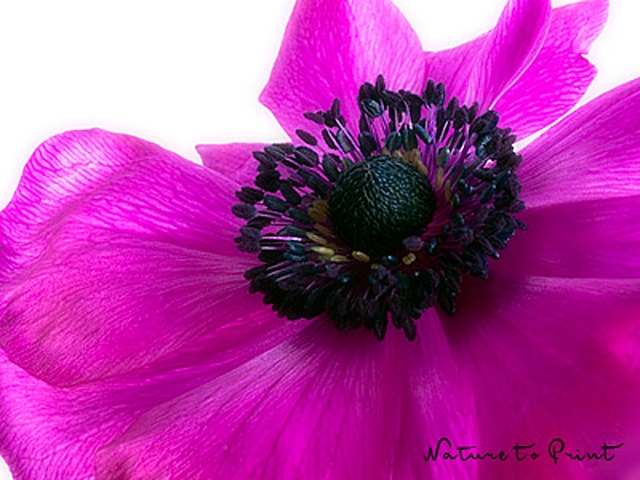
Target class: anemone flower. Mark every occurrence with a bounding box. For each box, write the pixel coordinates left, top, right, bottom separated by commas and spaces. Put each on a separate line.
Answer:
1, 0, 639, 479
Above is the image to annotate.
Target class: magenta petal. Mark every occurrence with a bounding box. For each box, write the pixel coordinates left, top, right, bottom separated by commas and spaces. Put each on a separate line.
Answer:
0, 344, 298, 480
495, 0, 608, 139
260, 0, 425, 139
96, 322, 406, 479
196, 142, 265, 185
520, 77, 640, 209
424, 0, 550, 110
391, 310, 481, 480
0, 349, 137, 479
0, 130, 299, 387
499, 194, 640, 279
95, 320, 480, 480
0, 348, 192, 480
447, 275, 640, 479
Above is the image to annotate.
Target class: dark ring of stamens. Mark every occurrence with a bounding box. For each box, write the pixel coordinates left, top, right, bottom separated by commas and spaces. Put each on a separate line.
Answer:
233, 76, 525, 340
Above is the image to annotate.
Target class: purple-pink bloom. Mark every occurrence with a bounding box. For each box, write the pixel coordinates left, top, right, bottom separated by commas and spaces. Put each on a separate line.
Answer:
1, 0, 639, 478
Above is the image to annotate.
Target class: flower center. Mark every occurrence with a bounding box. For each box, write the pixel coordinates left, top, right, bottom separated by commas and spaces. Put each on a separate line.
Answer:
233, 75, 525, 340
329, 155, 436, 256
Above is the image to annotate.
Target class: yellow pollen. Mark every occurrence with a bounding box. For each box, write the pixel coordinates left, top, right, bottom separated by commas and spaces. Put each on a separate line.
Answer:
311, 246, 335, 257
307, 200, 328, 222
435, 167, 444, 190
445, 179, 452, 202
402, 253, 417, 265
330, 254, 349, 263
402, 149, 429, 176
307, 232, 328, 245
314, 224, 333, 238
352, 250, 370, 263
370, 263, 381, 270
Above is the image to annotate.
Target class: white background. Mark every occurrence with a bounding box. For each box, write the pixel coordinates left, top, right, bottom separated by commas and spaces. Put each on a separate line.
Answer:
0, 0, 639, 478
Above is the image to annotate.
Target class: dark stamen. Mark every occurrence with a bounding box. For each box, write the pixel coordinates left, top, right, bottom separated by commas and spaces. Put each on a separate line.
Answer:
234, 76, 525, 340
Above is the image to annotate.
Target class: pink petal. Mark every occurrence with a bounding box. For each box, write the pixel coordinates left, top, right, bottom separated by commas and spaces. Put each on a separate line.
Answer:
96, 320, 478, 480
96, 322, 406, 479
0, 349, 135, 479
447, 275, 640, 479
196, 142, 266, 185
390, 310, 480, 480
500, 194, 640, 279
260, 0, 425, 139
0, 130, 300, 387
520, 77, 640, 209
495, 0, 609, 139
0, 344, 301, 479
424, 0, 551, 110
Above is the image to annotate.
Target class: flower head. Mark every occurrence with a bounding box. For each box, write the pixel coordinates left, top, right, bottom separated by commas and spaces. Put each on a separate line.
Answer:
2, 0, 640, 479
